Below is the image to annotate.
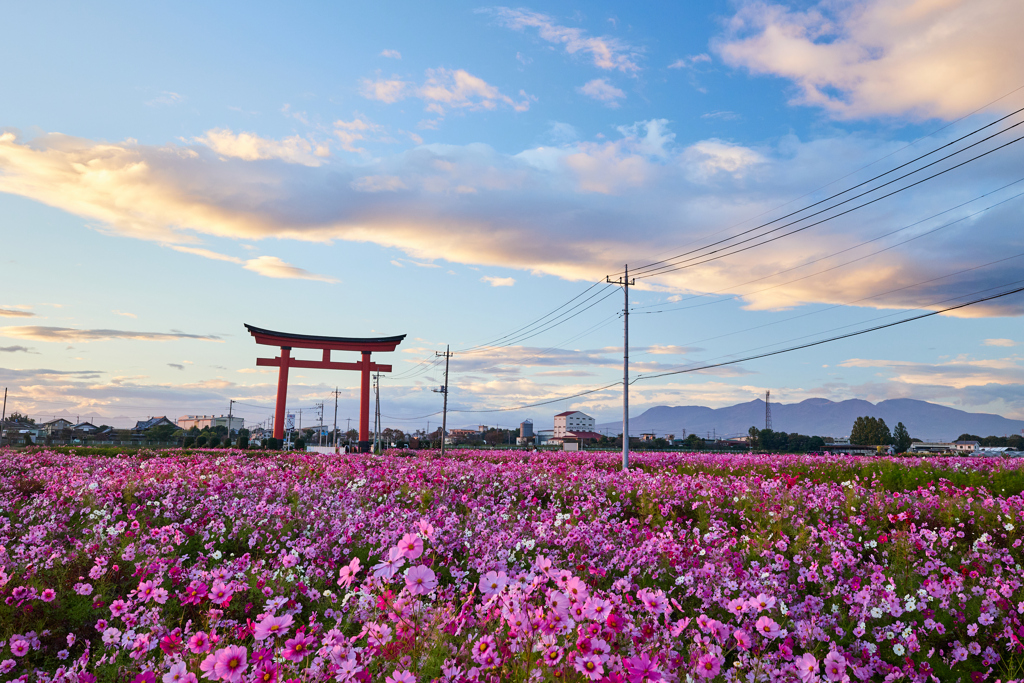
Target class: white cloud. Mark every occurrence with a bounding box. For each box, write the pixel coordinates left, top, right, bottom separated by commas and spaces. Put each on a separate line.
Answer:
984, 338, 1018, 347
668, 54, 711, 69
1, 122, 1022, 316
196, 129, 330, 166
714, 0, 1024, 120
0, 307, 35, 318
111, 310, 137, 318
577, 79, 626, 106
361, 68, 532, 116
488, 7, 642, 74
481, 275, 515, 287
380, 49, 402, 59
242, 256, 339, 283
351, 175, 407, 192
334, 118, 387, 153
146, 91, 185, 106
0, 327, 220, 342
840, 355, 1024, 389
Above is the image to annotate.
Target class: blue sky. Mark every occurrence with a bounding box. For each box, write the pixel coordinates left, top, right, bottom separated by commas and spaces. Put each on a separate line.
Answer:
1, 0, 1023, 437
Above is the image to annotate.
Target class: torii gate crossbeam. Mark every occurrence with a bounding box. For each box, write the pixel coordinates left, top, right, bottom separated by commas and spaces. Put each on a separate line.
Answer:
245, 324, 405, 452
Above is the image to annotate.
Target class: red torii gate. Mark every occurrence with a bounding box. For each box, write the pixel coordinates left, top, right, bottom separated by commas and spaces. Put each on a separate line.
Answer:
245, 324, 406, 452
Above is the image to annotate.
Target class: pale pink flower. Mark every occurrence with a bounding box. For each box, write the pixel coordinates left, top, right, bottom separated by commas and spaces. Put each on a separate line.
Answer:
749, 593, 776, 612
734, 629, 752, 650
282, 633, 315, 662
253, 614, 293, 641
212, 646, 247, 683
208, 581, 232, 606
823, 652, 846, 681
397, 533, 423, 560
40, 588, 56, 602
188, 631, 212, 654
385, 671, 415, 683
404, 565, 437, 595
755, 616, 782, 639
479, 570, 507, 596
795, 653, 818, 683
337, 558, 361, 588
163, 662, 191, 683
10, 640, 29, 657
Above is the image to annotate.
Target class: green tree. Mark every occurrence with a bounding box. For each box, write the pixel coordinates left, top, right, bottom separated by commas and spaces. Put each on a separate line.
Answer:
146, 423, 181, 443
850, 416, 893, 445
8, 412, 35, 424
747, 426, 760, 449
956, 433, 982, 442
893, 422, 912, 453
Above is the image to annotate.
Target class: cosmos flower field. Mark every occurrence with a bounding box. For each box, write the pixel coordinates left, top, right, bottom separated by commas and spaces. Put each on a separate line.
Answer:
2, 449, 1024, 683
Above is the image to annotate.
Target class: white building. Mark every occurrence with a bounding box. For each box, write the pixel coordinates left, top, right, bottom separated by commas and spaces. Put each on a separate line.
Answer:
553, 411, 595, 439
178, 414, 245, 432
952, 440, 980, 453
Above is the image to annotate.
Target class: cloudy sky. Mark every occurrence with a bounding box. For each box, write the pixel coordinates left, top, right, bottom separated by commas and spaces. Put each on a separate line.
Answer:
2, 0, 1023, 436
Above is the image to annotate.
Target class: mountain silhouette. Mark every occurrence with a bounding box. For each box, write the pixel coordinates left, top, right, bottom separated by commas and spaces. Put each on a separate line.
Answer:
595, 398, 1024, 442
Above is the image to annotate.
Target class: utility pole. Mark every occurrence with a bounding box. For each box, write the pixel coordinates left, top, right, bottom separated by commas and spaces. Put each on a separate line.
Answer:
765, 390, 772, 431
607, 265, 634, 471
227, 399, 235, 447
434, 346, 452, 457
332, 388, 339, 453
373, 373, 381, 453
1, 387, 6, 447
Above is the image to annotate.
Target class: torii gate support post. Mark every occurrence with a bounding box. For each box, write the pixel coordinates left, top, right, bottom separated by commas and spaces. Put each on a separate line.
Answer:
360, 352, 372, 451
245, 324, 406, 453
273, 347, 291, 441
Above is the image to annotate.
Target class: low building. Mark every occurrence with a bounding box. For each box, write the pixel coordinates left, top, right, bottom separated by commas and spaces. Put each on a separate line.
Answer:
41, 418, 73, 435
536, 429, 555, 445
177, 415, 244, 432
134, 416, 177, 432
639, 433, 657, 442
952, 440, 980, 453
553, 411, 595, 439
908, 442, 954, 454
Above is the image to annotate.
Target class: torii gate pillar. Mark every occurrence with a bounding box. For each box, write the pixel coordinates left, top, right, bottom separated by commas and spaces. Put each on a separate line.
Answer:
245, 324, 406, 452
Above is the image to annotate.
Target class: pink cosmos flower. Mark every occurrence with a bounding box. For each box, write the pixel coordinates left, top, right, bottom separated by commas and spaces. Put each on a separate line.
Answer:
823, 652, 846, 681
0, 660, 15, 674
110, 600, 128, 617
163, 662, 192, 683
212, 645, 248, 683
138, 580, 157, 601
253, 614, 294, 641
695, 653, 722, 679
479, 570, 507, 596
625, 652, 662, 682
575, 654, 605, 680
281, 554, 298, 568
726, 598, 746, 616
208, 581, 232, 606
41, 588, 56, 602
472, 635, 496, 664
749, 593, 776, 612
372, 548, 406, 580
397, 533, 424, 560
565, 576, 589, 602
544, 646, 563, 666
188, 631, 212, 654
337, 558, 361, 588
10, 640, 29, 657
583, 597, 610, 620
734, 629, 752, 650
133, 673, 156, 683
385, 671, 415, 683
404, 565, 437, 595
282, 632, 315, 662
795, 653, 819, 683
253, 664, 278, 683
755, 616, 782, 639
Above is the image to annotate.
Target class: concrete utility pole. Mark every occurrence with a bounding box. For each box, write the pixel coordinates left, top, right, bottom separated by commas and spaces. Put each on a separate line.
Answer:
332, 388, 339, 453
227, 399, 235, 446
434, 346, 452, 457
607, 265, 634, 471
1, 387, 6, 447
373, 373, 381, 452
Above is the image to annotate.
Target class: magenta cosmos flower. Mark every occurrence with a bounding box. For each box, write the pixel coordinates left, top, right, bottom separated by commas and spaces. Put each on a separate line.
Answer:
9, 640, 29, 657
695, 653, 722, 679
404, 565, 437, 595
823, 652, 847, 681
282, 632, 315, 662
253, 613, 293, 641
212, 645, 248, 683
574, 654, 605, 681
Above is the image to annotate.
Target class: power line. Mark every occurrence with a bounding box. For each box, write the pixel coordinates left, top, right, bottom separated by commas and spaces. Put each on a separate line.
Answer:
633, 129, 1024, 280
624, 105, 1024, 278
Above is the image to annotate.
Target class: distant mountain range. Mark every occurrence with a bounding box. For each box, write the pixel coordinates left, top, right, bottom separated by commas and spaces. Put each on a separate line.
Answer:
596, 398, 1024, 442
